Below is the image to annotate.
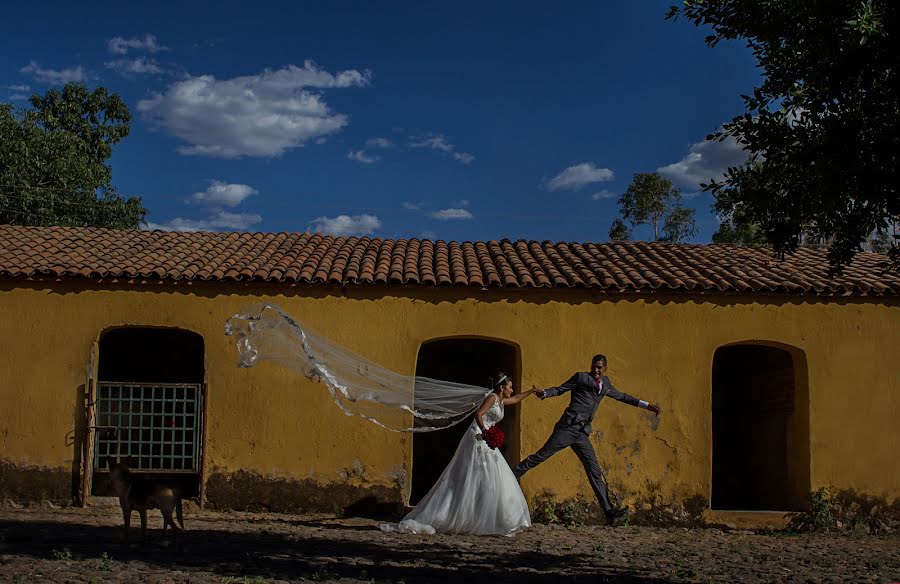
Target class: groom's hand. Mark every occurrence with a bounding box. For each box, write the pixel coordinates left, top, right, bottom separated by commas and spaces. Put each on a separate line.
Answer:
647, 404, 661, 415
532, 385, 546, 399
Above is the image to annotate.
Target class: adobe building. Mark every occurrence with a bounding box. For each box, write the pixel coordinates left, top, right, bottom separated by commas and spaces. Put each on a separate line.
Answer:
1, 224, 897, 525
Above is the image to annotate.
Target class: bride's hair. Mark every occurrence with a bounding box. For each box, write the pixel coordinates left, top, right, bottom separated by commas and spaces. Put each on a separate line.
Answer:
489, 371, 510, 391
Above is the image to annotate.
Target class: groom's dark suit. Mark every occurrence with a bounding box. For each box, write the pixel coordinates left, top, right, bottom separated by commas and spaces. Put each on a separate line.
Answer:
513, 372, 648, 519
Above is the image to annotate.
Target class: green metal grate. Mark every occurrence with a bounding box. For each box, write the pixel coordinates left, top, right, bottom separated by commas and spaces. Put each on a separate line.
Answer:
93, 382, 203, 472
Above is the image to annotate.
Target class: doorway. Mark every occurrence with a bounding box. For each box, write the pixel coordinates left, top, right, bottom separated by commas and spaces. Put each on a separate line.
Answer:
410, 338, 519, 505
711, 343, 809, 510
91, 327, 206, 500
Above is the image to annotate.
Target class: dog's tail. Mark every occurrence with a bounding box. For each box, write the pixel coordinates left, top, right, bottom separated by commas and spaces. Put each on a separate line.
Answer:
176, 497, 184, 529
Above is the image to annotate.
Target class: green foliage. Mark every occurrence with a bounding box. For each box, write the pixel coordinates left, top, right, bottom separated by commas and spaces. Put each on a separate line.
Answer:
98, 552, 114, 572
712, 217, 767, 245
869, 228, 893, 254
788, 487, 835, 532
614, 173, 698, 242
787, 487, 900, 535
531, 490, 559, 524
608, 218, 631, 241
309, 567, 339, 582
530, 490, 592, 526
50, 547, 73, 561
667, 1, 899, 272
0, 83, 146, 229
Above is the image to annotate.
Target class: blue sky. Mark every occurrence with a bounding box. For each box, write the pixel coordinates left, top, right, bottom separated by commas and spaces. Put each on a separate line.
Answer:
2, 1, 758, 243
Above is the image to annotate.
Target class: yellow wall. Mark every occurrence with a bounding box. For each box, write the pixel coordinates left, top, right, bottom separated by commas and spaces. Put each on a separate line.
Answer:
1, 280, 897, 507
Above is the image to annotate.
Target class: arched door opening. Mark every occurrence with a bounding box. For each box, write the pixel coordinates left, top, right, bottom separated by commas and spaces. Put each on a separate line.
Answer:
91, 327, 205, 499
711, 343, 810, 511
410, 338, 519, 505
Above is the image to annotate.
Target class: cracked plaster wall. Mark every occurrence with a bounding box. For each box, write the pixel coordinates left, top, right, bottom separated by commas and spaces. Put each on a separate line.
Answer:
0, 280, 897, 510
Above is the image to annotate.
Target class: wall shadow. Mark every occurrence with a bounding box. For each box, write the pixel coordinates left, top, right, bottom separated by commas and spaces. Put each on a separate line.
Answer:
0, 518, 675, 584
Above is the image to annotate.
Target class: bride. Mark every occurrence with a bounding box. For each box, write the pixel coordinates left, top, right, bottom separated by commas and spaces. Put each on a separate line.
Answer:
381, 372, 536, 535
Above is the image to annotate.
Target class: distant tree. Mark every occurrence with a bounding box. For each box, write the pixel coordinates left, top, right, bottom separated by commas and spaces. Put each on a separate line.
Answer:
712, 203, 768, 245
866, 218, 898, 254
614, 172, 698, 243
667, 0, 899, 272
0, 83, 146, 229
608, 218, 631, 241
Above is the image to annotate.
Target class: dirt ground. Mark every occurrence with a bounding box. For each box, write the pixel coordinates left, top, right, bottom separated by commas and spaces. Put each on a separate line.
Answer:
0, 505, 898, 583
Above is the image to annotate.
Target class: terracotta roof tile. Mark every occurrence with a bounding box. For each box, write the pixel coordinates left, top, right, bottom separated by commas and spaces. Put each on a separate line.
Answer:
0, 224, 897, 297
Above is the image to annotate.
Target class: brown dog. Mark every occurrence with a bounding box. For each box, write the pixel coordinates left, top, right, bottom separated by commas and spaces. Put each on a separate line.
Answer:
106, 458, 184, 543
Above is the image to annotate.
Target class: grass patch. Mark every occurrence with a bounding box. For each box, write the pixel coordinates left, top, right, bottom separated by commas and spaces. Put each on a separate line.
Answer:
530, 490, 594, 526
50, 548, 72, 561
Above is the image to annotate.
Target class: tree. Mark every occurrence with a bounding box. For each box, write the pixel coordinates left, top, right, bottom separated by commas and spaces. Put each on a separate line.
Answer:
867, 217, 898, 253
667, 1, 899, 272
613, 172, 698, 243
608, 218, 631, 241
711, 219, 767, 245
0, 83, 146, 229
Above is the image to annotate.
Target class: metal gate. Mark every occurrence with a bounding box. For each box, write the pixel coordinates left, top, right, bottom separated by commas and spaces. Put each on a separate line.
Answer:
93, 382, 203, 472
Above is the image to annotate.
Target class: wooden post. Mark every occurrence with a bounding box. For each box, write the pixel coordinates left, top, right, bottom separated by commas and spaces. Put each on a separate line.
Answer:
81, 378, 95, 507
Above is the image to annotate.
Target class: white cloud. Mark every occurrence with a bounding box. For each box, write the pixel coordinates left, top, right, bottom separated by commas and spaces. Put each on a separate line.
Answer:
403, 202, 422, 211
545, 162, 615, 192
107, 34, 168, 55
105, 57, 162, 76
20, 61, 85, 84
453, 199, 470, 207
190, 180, 258, 207
7, 84, 30, 91
411, 134, 453, 152
421, 230, 437, 239
409, 134, 474, 164
348, 150, 379, 164
347, 137, 392, 164
657, 136, 748, 188
431, 208, 473, 220
365, 137, 392, 148
591, 189, 616, 200
144, 210, 262, 232
310, 214, 381, 236
8, 93, 28, 101
137, 61, 371, 158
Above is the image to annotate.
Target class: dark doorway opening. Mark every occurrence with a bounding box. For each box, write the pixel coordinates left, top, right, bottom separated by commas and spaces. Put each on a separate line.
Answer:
92, 328, 205, 499
410, 339, 518, 505
99, 328, 204, 383
711, 343, 810, 511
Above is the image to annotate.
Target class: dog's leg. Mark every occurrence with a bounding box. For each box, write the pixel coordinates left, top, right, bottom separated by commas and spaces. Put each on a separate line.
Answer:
167, 509, 180, 546
175, 497, 184, 529
139, 508, 148, 544
160, 500, 180, 544
121, 504, 131, 542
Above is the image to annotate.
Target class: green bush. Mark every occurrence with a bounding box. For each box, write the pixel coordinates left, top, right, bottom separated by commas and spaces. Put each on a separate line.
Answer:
530, 490, 592, 527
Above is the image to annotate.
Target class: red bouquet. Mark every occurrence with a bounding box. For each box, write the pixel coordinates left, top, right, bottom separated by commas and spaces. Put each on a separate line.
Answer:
482, 426, 505, 450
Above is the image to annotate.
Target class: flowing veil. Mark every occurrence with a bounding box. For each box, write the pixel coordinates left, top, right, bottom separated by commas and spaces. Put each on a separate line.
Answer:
225, 303, 493, 432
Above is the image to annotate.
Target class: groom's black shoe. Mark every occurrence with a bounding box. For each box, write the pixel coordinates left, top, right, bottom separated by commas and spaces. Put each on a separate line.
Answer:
605, 507, 628, 526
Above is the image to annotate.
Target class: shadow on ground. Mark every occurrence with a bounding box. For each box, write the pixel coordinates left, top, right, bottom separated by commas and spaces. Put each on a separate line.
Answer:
0, 517, 677, 583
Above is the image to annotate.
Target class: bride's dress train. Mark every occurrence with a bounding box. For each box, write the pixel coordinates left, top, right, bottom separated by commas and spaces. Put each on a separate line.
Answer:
380, 399, 531, 535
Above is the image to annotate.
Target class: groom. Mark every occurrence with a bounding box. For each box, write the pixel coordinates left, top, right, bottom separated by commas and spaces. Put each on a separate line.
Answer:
514, 354, 660, 525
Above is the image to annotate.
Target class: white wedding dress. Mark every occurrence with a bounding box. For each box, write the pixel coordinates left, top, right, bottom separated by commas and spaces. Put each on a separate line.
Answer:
380, 398, 531, 535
